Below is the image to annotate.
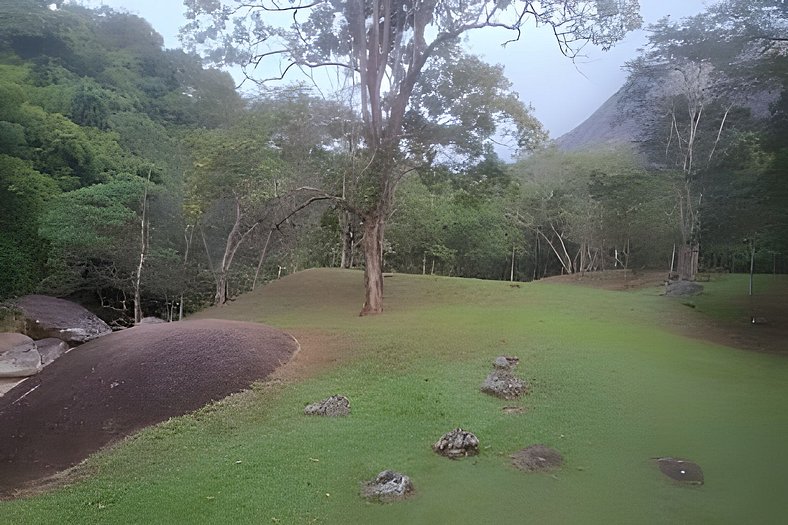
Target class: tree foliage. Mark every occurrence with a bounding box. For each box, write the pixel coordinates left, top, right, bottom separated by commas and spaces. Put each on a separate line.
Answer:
183, 0, 641, 314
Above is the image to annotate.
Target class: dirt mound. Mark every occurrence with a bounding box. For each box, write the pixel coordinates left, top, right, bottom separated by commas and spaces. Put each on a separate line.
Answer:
655, 457, 704, 485
0, 319, 297, 496
511, 444, 563, 472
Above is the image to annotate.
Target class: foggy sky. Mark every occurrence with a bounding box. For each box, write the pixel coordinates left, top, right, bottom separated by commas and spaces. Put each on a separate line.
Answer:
77, 0, 711, 141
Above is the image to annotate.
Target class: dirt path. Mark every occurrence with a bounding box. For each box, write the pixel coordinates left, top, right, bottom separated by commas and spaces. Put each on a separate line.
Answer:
0, 319, 297, 497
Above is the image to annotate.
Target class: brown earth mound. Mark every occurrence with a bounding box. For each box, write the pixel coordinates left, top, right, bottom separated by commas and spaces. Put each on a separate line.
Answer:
655, 457, 704, 485
511, 444, 563, 472
0, 319, 297, 497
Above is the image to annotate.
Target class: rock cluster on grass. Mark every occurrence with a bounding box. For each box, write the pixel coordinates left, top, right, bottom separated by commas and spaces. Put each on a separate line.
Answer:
510, 444, 563, 472
361, 470, 414, 502
654, 457, 704, 485
481, 355, 529, 400
304, 395, 350, 416
433, 428, 479, 458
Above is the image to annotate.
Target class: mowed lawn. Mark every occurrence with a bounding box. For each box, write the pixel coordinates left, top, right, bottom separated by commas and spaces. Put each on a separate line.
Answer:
3, 269, 788, 524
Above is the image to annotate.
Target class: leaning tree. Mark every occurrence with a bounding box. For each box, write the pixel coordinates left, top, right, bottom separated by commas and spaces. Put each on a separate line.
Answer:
182, 0, 641, 315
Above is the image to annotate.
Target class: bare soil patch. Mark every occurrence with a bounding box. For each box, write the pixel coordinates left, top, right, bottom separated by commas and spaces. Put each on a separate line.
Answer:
0, 319, 297, 497
654, 457, 704, 485
542, 269, 667, 292
544, 271, 787, 354
511, 444, 563, 472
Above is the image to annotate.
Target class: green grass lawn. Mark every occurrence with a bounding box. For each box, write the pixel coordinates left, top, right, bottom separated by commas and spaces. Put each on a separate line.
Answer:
3, 269, 788, 524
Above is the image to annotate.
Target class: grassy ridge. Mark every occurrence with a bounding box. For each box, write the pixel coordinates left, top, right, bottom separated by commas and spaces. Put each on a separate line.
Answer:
3, 270, 788, 524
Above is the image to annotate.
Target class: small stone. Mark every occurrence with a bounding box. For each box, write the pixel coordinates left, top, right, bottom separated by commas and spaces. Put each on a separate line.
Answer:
361, 470, 414, 502
303, 395, 350, 417
501, 406, 525, 414
493, 355, 520, 369
433, 428, 479, 458
493, 356, 511, 369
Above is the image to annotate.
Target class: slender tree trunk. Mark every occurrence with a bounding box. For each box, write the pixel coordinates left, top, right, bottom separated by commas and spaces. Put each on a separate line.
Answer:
252, 229, 275, 290
510, 244, 516, 282
179, 225, 195, 321
214, 197, 258, 305
360, 213, 384, 316
533, 228, 539, 281
134, 170, 151, 324
749, 240, 755, 296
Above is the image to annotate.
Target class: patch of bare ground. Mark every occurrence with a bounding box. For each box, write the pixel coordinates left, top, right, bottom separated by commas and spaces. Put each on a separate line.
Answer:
668, 295, 788, 355
541, 269, 667, 291
267, 329, 357, 383
543, 270, 787, 354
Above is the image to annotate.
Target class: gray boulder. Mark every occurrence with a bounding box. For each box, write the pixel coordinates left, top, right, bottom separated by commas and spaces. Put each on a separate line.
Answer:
665, 280, 704, 297
35, 338, 70, 367
493, 355, 519, 370
0, 333, 42, 378
304, 395, 350, 416
361, 470, 414, 502
15, 295, 111, 344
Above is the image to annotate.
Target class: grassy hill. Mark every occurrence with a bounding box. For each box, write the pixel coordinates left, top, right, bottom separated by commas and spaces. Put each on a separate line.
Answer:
3, 269, 787, 523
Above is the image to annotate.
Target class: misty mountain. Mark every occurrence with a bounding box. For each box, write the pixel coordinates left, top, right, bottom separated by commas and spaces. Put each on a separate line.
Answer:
553, 89, 638, 152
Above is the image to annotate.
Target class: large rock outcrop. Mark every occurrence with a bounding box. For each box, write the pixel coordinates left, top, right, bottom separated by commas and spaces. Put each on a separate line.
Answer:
0, 333, 41, 378
35, 338, 69, 367
15, 295, 111, 344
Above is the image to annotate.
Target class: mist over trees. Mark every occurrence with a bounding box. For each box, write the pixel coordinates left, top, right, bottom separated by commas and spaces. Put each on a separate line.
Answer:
0, 0, 785, 322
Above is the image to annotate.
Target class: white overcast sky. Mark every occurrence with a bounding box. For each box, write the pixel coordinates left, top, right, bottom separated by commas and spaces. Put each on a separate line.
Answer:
77, 1, 712, 139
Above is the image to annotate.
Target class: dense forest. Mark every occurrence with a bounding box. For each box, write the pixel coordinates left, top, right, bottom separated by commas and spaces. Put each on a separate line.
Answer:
0, 0, 785, 322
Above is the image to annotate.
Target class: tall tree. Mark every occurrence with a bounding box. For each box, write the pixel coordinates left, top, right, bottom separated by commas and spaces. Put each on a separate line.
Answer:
183, 0, 641, 314
621, 0, 787, 279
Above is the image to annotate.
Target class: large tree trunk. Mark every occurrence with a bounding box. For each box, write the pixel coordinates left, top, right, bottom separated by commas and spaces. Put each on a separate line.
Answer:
360, 213, 384, 316
677, 243, 699, 281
